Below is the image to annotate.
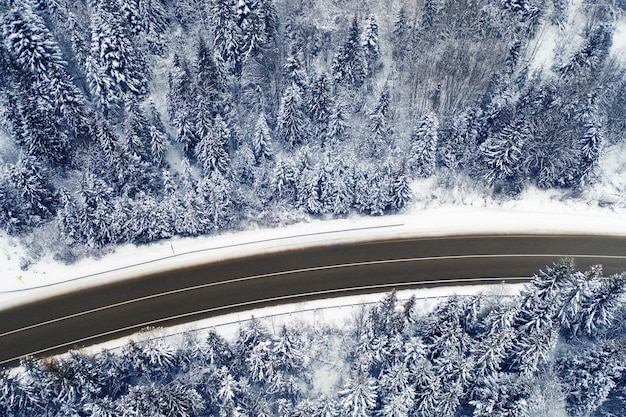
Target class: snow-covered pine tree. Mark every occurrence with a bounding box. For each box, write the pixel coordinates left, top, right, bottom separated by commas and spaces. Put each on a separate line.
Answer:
283, 44, 307, 92
580, 272, 626, 337
368, 85, 393, 156
253, 112, 274, 162
89, 1, 146, 97
296, 166, 323, 215
578, 121, 603, 186
308, 73, 333, 140
408, 113, 438, 178
0, 154, 55, 234
480, 120, 528, 187
238, 0, 267, 59
173, 158, 202, 236
232, 142, 256, 185
338, 371, 378, 417
245, 338, 275, 383
319, 161, 353, 215
57, 188, 82, 245
255, 0, 278, 45
392, 7, 409, 62
197, 171, 234, 230
277, 85, 306, 149
272, 157, 297, 200
119, 0, 143, 35
85, 54, 119, 115
361, 15, 381, 77
10, 154, 57, 224
391, 174, 412, 209
196, 37, 223, 115
119, 0, 167, 53
326, 99, 349, 146
210, 0, 242, 75
556, 269, 593, 337
13, 90, 70, 164
124, 100, 151, 160
332, 16, 367, 89
2, 2, 65, 78
470, 372, 533, 417
273, 325, 305, 376
558, 341, 626, 417
195, 114, 231, 176
438, 110, 480, 171
0, 372, 41, 416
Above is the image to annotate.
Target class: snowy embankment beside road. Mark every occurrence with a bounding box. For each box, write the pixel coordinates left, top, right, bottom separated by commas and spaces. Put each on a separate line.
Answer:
1, 202, 625, 311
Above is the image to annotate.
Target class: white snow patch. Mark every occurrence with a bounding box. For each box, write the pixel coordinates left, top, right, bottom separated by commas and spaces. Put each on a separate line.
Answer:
610, 18, 626, 64
527, 21, 560, 74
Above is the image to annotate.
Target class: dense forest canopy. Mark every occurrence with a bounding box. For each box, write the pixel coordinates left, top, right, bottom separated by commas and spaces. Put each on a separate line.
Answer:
0, 0, 624, 260
1, 260, 625, 416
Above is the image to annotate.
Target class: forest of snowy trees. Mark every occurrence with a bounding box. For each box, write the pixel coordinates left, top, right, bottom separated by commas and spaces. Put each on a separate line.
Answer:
0, 0, 625, 258
1, 260, 625, 416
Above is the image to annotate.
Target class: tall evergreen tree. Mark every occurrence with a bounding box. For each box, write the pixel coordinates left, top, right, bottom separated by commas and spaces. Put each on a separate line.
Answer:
2, 3, 65, 78
408, 113, 439, 178
89, 1, 146, 96
277, 85, 306, 149
283, 45, 307, 92
332, 17, 367, 88
253, 112, 273, 161
480, 121, 529, 187
578, 121, 603, 186
210, 0, 242, 74
338, 372, 378, 417
308, 73, 333, 139
326, 99, 349, 146
195, 114, 231, 176
196, 37, 223, 115
361, 15, 381, 77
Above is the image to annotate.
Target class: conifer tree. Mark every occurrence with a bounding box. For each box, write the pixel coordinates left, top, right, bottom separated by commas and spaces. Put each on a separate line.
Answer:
408, 113, 439, 177
326, 100, 349, 146
13, 91, 70, 164
196, 38, 223, 115
210, 0, 242, 74
578, 122, 603, 186
368, 86, 393, 155
361, 15, 381, 76
480, 121, 528, 186
332, 17, 367, 88
309, 73, 333, 139
283, 45, 307, 92
277, 85, 306, 149
89, 1, 146, 96
253, 112, 273, 161
392, 7, 409, 61
338, 372, 378, 417
197, 171, 233, 230
391, 174, 412, 209
2, 3, 65, 78
195, 114, 231, 176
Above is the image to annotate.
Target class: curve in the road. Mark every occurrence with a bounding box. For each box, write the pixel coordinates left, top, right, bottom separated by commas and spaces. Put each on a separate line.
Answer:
0, 234, 625, 368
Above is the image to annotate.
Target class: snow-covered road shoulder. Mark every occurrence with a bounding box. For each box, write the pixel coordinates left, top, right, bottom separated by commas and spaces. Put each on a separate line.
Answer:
1, 206, 625, 311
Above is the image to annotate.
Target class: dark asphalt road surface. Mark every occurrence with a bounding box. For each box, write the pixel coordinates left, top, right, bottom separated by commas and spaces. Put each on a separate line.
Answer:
1, 235, 625, 368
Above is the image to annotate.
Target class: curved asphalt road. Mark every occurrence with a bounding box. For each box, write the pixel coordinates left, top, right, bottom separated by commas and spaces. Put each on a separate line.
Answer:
1, 234, 625, 368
